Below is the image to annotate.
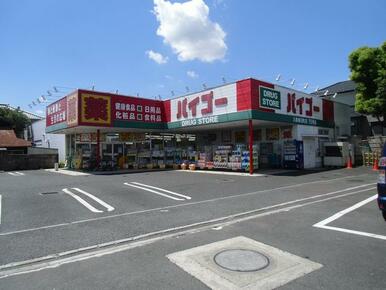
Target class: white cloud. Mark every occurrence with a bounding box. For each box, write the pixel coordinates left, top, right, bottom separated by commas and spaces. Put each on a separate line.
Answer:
213, 0, 226, 9
35, 110, 44, 115
153, 0, 227, 62
146, 50, 168, 64
187, 70, 199, 78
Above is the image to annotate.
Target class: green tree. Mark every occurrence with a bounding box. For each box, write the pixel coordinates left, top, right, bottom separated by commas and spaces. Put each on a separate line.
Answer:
0, 107, 31, 137
349, 41, 386, 126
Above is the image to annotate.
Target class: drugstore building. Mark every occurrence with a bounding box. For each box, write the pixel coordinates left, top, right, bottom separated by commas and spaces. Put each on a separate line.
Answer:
46, 78, 336, 173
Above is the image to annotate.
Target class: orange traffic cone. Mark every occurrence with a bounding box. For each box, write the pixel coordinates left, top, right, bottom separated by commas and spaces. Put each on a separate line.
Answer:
373, 158, 379, 171
346, 156, 353, 169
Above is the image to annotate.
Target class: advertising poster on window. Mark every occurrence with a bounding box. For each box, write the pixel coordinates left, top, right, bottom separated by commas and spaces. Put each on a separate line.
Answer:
281, 127, 293, 139
119, 132, 146, 142
266, 128, 280, 140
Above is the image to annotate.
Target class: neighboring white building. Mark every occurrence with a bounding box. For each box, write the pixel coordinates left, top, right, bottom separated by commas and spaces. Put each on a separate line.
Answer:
31, 118, 66, 162
1, 103, 65, 162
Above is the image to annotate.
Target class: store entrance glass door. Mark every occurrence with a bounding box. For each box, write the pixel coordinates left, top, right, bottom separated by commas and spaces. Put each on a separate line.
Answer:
101, 143, 113, 169
113, 143, 124, 169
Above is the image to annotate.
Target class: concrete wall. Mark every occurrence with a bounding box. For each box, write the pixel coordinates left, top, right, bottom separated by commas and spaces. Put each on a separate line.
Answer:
0, 152, 58, 171
28, 147, 58, 155
32, 118, 66, 162
333, 102, 353, 137
293, 125, 318, 140
329, 91, 355, 106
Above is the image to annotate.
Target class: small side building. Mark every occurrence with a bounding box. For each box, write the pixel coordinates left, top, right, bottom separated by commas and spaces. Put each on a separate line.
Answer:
0, 129, 31, 154
0, 129, 58, 171
0, 103, 66, 163
314, 80, 386, 164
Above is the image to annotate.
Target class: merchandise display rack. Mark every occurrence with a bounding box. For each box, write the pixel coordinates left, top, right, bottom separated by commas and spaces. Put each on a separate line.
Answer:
165, 147, 176, 167
197, 146, 213, 169
229, 149, 242, 170
69, 133, 264, 173
151, 144, 165, 168
241, 144, 259, 171
137, 142, 151, 169
214, 145, 232, 169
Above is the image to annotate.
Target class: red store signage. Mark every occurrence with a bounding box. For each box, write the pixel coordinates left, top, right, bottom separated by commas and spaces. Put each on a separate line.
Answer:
46, 98, 67, 127
112, 96, 163, 123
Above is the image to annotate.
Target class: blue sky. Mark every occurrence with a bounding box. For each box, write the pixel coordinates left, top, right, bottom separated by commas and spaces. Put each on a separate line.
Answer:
0, 0, 385, 115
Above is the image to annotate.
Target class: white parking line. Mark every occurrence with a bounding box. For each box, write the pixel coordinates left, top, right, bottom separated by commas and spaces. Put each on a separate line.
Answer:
124, 182, 185, 201
62, 188, 103, 213
0, 186, 375, 279
0, 182, 376, 237
7, 172, 20, 176
313, 194, 386, 240
7, 172, 25, 176
72, 188, 115, 212
314, 194, 378, 227
0, 194, 2, 225
131, 182, 192, 200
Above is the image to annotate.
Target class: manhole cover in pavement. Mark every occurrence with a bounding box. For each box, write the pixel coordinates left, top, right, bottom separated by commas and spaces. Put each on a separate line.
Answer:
214, 249, 270, 272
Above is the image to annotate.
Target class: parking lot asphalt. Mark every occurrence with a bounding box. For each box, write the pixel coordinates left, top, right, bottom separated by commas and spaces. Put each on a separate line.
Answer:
0, 167, 384, 289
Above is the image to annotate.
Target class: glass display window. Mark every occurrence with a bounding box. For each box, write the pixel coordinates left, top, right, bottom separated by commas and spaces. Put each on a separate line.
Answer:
221, 131, 231, 143
253, 129, 262, 142
266, 128, 280, 140
235, 131, 246, 143
281, 127, 292, 139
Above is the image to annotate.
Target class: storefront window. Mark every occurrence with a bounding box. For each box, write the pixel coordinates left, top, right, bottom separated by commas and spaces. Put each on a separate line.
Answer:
102, 143, 112, 155
260, 142, 274, 155
222, 131, 231, 143
253, 129, 262, 142
235, 131, 246, 143
281, 127, 292, 139
266, 128, 280, 140
106, 134, 119, 142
